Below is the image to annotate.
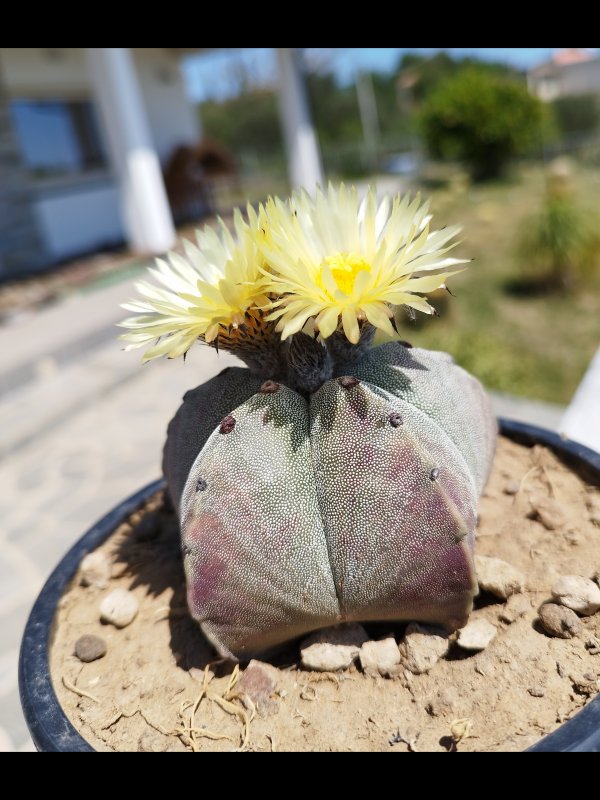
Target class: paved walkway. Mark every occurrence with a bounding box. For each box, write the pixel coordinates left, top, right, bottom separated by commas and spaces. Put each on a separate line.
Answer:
0, 279, 239, 750
0, 276, 565, 751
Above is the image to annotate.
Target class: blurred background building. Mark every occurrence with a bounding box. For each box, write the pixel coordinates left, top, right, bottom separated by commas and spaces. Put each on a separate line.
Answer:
528, 48, 600, 101
0, 47, 323, 280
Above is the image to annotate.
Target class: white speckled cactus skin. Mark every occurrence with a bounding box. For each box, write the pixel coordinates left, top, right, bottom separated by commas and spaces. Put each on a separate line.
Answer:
164, 342, 497, 659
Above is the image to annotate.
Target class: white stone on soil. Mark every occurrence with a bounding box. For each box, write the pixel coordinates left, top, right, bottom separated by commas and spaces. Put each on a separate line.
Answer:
80, 551, 110, 589
475, 555, 525, 599
457, 619, 497, 652
398, 623, 449, 674
301, 643, 357, 672
551, 575, 600, 616
99, 587, 139, 628
359, 637, 400, 677
300, 623, 368, 672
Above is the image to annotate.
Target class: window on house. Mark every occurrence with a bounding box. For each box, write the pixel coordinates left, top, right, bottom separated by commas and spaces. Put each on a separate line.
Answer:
9, 99, 107, 179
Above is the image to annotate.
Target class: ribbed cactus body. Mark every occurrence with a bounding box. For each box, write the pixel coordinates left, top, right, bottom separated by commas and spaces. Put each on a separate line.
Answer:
164, 343, 496, 658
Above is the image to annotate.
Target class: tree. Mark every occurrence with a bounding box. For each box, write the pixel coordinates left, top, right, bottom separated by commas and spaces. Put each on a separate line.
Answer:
420, 67, 546, 181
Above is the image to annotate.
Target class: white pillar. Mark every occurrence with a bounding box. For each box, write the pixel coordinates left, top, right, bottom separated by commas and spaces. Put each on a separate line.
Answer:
560, 346, 600, 452
276, 48, 323, 192
87, 48, 176, 254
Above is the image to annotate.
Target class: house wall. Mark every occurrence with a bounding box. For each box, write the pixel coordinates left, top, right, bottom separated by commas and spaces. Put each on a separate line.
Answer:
0, 48, 200, 268
34, 181, 122, 261
0, 55, 45, 280
132, 48, 200, 162
1, 48, 200, 162
1, 48, 90, 96
529, 59, 600, 101
556, 60, 600, 96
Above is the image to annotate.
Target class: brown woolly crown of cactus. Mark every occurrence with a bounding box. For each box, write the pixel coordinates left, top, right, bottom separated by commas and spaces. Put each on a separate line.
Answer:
120, 184, 496, 659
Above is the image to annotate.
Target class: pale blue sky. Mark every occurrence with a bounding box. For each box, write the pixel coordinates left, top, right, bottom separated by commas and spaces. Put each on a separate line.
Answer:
182, 48, 583, 102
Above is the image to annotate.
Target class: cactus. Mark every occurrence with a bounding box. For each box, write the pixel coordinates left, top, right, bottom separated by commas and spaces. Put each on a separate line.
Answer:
121, 185, 497, 659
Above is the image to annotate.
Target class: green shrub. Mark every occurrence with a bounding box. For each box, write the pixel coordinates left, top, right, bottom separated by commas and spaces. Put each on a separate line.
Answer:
516, 185, 600, 288
420, 68, 546, 181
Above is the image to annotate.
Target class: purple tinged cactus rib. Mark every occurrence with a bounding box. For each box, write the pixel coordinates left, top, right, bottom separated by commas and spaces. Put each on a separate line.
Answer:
178, 386, 339, 658
309, 379, 478, 631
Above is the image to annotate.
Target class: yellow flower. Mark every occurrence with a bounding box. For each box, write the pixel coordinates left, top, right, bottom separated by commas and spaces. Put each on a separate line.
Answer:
259, 184, 468, 344
119, 209, 269, 362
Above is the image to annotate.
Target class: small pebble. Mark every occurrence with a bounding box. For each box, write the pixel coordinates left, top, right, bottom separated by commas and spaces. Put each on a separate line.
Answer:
457, 619, 497, 652
585, 637, 600, 655
475, 555, 525, 599
301, 643, 357, 672
551, 575, 600, 616
75, 634, 107, 662
503, 480, 520, 495
80, 551, 110, 589
100, 588, 139, 628
538, 603, 582, 639
237, 660, 279, 714
498, 593, 531, 624
529, 496, 567, 530
359, 637, 401, 677
528, 685, 545, 698
398, 623, 449, 675
300, 624, 368, 672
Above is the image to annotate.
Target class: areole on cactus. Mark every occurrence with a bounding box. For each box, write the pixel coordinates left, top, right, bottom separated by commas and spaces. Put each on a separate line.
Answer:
120, 184, 496, 659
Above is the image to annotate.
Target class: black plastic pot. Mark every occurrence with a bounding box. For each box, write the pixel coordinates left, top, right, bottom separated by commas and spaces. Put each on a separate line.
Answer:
19, 420, 600, 752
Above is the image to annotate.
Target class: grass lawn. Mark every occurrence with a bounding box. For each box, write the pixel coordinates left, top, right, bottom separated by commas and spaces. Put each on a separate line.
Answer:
389, 163, 600, 405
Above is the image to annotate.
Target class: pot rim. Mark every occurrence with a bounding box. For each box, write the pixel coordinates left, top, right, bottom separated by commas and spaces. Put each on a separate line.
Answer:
18, 420, 600, 752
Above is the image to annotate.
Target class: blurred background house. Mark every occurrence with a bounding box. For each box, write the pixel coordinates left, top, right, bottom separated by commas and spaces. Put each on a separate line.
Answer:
0, 48, 201, 278
528, 48, 600, 101
0, 47, 321, 281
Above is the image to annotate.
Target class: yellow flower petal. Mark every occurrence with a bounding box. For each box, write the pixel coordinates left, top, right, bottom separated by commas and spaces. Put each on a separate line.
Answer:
119, 216, 268, 362
258, 184, 466, 343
